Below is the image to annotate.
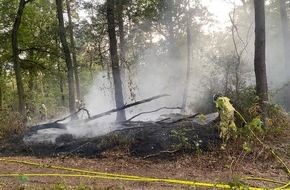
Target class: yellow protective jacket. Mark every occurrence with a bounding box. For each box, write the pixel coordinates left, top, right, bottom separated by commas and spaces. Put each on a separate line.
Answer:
216, 97, 235, 113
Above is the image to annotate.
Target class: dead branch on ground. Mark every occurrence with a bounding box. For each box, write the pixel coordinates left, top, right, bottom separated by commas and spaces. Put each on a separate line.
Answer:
143, 150, 179, 159
53, 108, 90, 123
126, 106, 182, 121
166, 113, 200, 124
56, 94, 169, 124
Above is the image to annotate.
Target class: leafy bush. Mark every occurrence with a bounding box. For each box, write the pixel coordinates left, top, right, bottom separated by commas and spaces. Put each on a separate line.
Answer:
223, 86, 289, 153
0, 110, 25, 142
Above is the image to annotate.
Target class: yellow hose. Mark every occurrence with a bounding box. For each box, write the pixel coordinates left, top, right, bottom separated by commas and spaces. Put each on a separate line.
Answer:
0, 158, 266, 189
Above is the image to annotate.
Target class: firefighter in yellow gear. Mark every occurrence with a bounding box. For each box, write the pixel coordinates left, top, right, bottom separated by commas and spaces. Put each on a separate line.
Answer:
39, 103, 47, 121
213, 94, 237, 141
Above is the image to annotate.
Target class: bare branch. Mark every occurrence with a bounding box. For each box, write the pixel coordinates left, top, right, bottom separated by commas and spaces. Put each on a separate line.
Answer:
53, 108, 90, 123
126, 107, 182, 121
164, 113, 200, 124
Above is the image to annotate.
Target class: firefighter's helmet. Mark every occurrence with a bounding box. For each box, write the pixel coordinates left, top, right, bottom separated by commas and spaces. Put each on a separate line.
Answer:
213, 94, 220, 103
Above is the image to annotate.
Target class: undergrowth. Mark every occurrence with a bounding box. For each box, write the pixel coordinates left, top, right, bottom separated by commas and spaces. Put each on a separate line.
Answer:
0, 110, 25, 143
230, 87, 289, 151
167, 86, 289, 160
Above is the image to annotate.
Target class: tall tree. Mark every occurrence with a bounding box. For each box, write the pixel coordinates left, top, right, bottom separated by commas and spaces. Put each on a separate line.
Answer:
66, 0, 81, 100
0, 66, 3, 110
107, 0, 126, 122
279, 0, 290, 70
279, 0, 290, 110
117, 0, 125, 67
165, 0, 178, 61
12, 0, 32, 118
56, 0, 76, 114
253, 0, 268, 105
117, 0, 136, 101
181, 0, 191, 112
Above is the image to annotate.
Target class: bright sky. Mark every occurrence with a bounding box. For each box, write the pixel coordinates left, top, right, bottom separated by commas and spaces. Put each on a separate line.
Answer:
202, 0, 243, 31
79, 0, 242, 33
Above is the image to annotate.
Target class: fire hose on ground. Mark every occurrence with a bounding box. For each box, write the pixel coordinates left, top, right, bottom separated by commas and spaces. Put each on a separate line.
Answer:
0, 158, 289, 189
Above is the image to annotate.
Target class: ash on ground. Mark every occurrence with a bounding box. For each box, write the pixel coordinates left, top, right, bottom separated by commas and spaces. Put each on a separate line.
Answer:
2, 113, 221, 158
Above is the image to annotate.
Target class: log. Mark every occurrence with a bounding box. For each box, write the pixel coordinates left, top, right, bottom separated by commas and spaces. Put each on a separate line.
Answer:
24, 94, 170, 136
57, 94, 170, 124
84, 94, 170, 122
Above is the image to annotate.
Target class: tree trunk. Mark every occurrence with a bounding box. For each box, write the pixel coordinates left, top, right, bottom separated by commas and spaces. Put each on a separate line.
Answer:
107, 0, 126, 122
279, 0, 290, 68
117, 0, 136, 101
56, 0, 76, 114
253, 0, 268, 104
279, 0, 290, 110
181, 1, 191, 112
58, 61, 65, 106
117, 0, 125, 67
0, 83, 2, 110
165, 1, 177, 60
66, 0, 81, 100
12, 0, 28, 118
0, 65, 4, 110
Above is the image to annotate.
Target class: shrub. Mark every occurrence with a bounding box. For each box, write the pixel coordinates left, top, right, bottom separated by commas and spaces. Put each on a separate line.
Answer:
229, 86, 288, 133
223, 86, 289, 154
0, 110, 25, 142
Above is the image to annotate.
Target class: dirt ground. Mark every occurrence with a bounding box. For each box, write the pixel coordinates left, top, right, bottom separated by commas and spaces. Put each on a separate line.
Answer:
0, 146, 289, 190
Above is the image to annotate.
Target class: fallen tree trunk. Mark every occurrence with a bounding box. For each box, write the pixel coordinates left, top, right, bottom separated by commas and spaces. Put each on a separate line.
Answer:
25, 94, 170, 133
84, 94, 170, 122
56, 94, 170, 124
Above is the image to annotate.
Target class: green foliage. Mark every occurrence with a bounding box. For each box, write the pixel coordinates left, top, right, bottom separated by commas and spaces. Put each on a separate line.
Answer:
263, 102, 289, 131
242, 141, 251, 152
230, 86, 258, 123
0, 110, 25, 142
170, 129, 202, 154
197, 114, 206, 124
227, 175, 248, 190
231, 86, 288, 132
219, 118, 237, 142
18, 174, 29, 184
171, 129, 191, 150
219, 86, 289, 154
107, 134, 133, 153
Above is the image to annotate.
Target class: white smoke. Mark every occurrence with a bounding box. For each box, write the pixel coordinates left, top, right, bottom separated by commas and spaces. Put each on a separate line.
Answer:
84, 72, 116, 122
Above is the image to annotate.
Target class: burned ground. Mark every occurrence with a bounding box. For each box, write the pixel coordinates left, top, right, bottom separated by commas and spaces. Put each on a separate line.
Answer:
1, 118, 221, 158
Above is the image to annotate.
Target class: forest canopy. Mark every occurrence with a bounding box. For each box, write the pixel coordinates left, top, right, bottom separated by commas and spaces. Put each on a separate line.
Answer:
0, 0, 289, 124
